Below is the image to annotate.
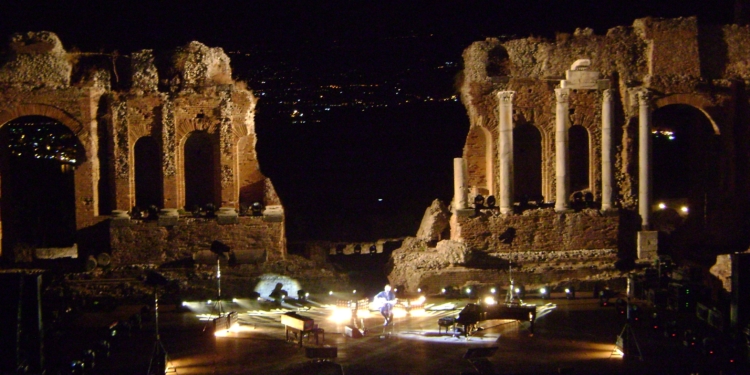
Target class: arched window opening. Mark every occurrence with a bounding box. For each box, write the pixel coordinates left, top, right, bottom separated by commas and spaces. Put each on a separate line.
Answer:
513, 123, 542, 202
652, 104, 719, 226
184, 131, 219, 210
134, 136, 163, 209
569, 125, 590, 192
465, 126, 490, 195
0, 115, 82, 250
486, 46, 511, 77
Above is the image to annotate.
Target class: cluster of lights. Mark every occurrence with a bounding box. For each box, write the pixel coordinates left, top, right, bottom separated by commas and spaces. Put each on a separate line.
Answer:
652, 129, 675, 140
657, 202, 689, 214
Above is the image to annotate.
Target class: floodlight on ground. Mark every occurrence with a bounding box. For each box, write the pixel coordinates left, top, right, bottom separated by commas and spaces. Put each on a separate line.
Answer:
484, 296, 497, 305
540, 287, 549, 299
352, 289, 357, 294
490, 287, 496, 294
329, 290, 333, 296
474, 194, 485, 208
417, 288, 422, 293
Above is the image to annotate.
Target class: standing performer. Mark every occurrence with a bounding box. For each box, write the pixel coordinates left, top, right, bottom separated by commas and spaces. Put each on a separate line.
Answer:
374, 284, 397, 326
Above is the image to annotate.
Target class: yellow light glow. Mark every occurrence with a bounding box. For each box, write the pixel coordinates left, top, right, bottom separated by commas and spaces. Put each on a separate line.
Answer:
484, 296, 497, 305
658, 203, 666, 209
329, 307, 352, 323
392, 307, 407, 319
681, 206, 689, 213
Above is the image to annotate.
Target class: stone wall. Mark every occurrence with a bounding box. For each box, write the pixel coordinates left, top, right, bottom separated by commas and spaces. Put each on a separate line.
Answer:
455, 16, 750, 259
0, 31, 284, 262
109, 215, 285, 266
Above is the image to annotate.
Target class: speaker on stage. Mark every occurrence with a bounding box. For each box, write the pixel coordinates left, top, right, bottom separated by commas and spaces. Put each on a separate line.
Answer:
344, 325, 363, 338
0, 272, 44, 373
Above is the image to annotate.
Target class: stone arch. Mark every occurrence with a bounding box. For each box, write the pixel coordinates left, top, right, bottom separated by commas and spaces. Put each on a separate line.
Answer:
0, 104, 85, 139
569, 124, 590, 192
0, 115, 82, 257
181, 130, 220, 210
654, 93, 720, 135
513, 122, 543, 201
133, 136, 163, 209
464, 124, 494, 196
486, 45, 511, 78
651, 103, 720, 238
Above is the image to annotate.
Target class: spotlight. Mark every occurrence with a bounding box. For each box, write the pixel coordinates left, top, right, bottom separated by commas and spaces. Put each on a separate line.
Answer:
474, 194, 485, 208
486, 195, 496, 208
680, 206, 689, 213
251, 202, 264, 216
658, 202, 666, 209
539, 287, 549, 299
329, 291, 333, 296
417, 288, 422, 293
207, 300, 213, 305
352, 289, 357, 294
441, 288, 446, 294
465, 287, 472, 295
490, 287, 496, 294
484, 296, 497, 305
181, 301, 188, 307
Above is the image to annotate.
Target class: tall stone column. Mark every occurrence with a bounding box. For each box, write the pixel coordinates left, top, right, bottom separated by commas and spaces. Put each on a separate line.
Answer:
497, 91, 515, 214
555, 87, 570, 212
601, 89, 614, 211
453, 157, 467, 210
637, 89, 652, 229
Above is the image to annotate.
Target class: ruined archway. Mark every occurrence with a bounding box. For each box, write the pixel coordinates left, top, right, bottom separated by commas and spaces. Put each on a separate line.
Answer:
569, 125, 590, 193
513, 123, 542, 201
464, 125, 493, 196
651, 104, 720, 232
184, 130, 219, 210
0, 115, 83, 258
134, 136, 163, 209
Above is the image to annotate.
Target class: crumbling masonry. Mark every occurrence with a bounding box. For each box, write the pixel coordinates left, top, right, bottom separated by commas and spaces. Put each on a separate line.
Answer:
389, 17, 750, 293
0, 31, 285, 265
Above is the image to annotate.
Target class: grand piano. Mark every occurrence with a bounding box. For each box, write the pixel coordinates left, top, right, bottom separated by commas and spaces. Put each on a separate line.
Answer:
448, 302, 537, 337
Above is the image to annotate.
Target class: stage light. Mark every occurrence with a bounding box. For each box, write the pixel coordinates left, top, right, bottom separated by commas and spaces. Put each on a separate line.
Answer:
207, 300, 213, 304
474, 194, 485, 207
465, 287, 472, 294
257, 297, 262, 301
486, 195, 496, 208
539, 287, 549, 299
484, 296, 497, 305
232, 298, 238, 303
681, 206, 689, 213
305, 292, 309, 298
441, 288, 446, 294
417, 288, 422, 293
658, 202, 666, 209
490, 287, 496, 294
329, 291, 333, 295
353, 290, 357, 294
181, 301, 188, 307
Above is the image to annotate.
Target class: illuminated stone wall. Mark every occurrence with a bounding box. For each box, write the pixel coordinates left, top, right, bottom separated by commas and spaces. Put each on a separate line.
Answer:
455, 16, 750, 257
0, 32, 286, 262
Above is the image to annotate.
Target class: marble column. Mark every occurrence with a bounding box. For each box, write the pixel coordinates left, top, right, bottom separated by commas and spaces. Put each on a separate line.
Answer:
637, 89, 652, 229
601, 89, 614, 211
453, 157, 467, 210
497, 91, 515, 214
555, 87, 570, 212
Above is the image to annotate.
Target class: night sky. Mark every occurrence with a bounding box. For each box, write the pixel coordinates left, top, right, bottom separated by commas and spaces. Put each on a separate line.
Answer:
0, 1, 738, 241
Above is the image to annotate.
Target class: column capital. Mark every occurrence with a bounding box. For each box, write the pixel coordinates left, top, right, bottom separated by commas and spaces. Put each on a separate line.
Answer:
636, 89, 651, 107
497, 91, 515, 103
555, 87, 570, 103
602, 88, 614, 102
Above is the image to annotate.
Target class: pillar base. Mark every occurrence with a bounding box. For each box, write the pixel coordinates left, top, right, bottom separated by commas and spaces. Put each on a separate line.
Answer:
637, 231, 658, 260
